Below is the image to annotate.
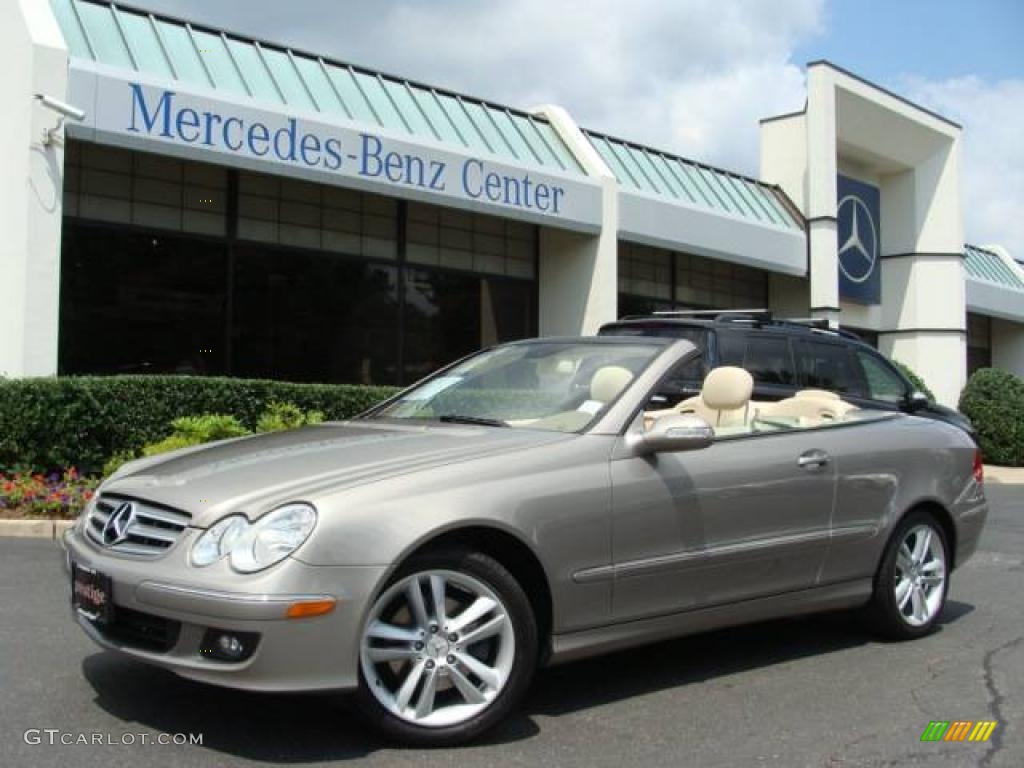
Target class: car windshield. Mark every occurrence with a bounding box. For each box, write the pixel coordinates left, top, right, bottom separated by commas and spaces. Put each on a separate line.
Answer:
367, 340, 665, 432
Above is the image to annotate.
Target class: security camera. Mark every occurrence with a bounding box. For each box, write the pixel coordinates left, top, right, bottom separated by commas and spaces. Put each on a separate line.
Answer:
35, 93, 86, 122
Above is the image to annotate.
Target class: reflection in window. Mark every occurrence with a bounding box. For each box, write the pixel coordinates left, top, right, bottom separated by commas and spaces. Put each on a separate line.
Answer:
232, 247, 399, 384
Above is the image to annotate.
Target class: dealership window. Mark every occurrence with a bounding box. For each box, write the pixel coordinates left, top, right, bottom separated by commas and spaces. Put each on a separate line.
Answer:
406, 202, 536, 279
59, 141, 536, 385
967, 313, 992, 375
59, 225, 228, 375
63, 141, 228, 237
236, 171, 398, 260
617, 241, 768, 316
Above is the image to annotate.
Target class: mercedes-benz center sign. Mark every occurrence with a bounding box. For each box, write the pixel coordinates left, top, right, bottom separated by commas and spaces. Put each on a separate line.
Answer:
836, 174, 881, 305
65, 67, 603, 232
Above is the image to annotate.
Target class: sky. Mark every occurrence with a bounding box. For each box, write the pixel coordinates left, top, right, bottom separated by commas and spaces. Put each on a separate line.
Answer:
127, 0, 1024, 258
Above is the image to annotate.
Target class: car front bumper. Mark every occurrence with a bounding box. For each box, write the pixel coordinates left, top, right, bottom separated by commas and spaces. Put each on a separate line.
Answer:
63, 526, 386, 692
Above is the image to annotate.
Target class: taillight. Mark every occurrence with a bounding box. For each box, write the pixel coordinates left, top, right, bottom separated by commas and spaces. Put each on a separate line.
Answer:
973, 450, 984, 484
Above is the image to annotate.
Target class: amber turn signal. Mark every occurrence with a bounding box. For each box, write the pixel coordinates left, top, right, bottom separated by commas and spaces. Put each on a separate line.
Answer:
285, 598, 336, 619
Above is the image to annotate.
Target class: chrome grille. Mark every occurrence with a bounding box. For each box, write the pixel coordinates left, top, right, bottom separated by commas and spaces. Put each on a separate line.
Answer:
85, 495, 191, 557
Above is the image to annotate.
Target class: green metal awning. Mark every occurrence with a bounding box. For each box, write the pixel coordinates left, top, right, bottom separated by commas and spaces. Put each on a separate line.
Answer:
49, 0, 583, 175
584, 129, 803, 230
964, 244, 1024, 289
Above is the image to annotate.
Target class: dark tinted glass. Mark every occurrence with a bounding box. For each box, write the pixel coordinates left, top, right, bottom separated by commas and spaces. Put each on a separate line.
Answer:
855, 350, 907, 403
744, 335, 795, 385
716, 331, 745, 366
404, 270, 533, 383
59, 224, 228, 375
798, 341, 866, 396
232, 246, 399, 384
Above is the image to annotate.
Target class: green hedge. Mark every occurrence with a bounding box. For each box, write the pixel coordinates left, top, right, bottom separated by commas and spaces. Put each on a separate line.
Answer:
0, 376, 399, 474
959, 368, 1024, 467
891, 360, 935, 402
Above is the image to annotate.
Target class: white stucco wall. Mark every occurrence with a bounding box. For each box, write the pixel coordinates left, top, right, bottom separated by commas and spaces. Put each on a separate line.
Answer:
0, 0, 68, 378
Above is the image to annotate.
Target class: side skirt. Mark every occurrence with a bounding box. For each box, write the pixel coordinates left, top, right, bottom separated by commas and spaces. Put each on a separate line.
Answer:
547, 579, 873, 666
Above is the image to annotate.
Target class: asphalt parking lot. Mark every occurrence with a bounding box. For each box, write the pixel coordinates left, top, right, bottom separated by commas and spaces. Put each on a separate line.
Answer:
1, 485, 1021, 768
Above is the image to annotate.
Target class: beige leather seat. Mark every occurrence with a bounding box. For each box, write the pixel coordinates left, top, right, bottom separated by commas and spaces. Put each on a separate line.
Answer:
589, 365, 634, 404
520, 365, 634, 432
677, 366, 754, 427
795, 389, 841, 400
757, 394, 857, 426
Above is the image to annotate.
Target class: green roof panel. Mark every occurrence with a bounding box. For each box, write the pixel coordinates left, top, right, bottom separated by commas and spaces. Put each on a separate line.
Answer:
584, 129, 803, 230
52, 0, 583, 177
965, 244, 1024, 289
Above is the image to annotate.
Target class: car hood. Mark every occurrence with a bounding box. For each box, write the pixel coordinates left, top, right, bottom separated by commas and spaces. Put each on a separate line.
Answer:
102, 420, 571, 527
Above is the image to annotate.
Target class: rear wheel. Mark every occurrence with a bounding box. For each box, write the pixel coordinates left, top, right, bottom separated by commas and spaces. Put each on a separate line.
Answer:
868, 511, 950, 640
355, 549, 537, 745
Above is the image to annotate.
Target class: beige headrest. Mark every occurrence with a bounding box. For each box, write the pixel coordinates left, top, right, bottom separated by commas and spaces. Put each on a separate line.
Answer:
591, 366, 634, 402
701, 366, 753, 411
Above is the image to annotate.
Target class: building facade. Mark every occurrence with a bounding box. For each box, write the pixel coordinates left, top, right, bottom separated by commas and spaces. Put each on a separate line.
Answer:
3, 0, 1023, 404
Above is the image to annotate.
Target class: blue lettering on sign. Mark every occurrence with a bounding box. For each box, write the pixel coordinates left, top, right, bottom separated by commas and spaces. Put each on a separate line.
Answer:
126, 83, 566, 216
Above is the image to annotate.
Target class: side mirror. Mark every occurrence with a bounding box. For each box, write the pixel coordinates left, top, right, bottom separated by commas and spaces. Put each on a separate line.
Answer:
906, 391, 930, 412
638, 413, 714, 456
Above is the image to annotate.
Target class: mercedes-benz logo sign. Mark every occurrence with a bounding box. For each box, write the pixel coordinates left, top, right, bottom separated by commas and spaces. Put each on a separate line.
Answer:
837, 194, 878, 284
102, 501, 136, 546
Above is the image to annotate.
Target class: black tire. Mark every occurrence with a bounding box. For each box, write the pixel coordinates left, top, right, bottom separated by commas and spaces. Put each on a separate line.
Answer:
354, 548, 538, 746
868, 510, 951, 640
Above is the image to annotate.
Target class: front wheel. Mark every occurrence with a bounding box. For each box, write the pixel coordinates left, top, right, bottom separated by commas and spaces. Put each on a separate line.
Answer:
355, 549, 537, 745
868, 511, 950, 640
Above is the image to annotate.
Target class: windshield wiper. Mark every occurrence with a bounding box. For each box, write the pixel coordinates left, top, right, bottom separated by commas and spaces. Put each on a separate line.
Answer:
438, 415, 509, 428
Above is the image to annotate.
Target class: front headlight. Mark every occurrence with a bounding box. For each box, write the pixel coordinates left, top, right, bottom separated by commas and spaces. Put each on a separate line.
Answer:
191, 503, 317, 573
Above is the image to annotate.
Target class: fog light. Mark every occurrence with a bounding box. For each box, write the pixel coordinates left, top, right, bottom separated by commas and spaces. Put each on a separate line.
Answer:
199, 629, 260, 662
218, 635, 244, 658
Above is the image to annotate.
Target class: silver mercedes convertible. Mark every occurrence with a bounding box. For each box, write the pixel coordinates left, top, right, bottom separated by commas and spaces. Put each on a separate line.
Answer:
64, 337, 987, 745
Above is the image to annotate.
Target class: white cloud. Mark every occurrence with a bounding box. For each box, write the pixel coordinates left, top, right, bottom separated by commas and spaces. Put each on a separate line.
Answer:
140, 0, 822, 172
903, 76, 1024, 260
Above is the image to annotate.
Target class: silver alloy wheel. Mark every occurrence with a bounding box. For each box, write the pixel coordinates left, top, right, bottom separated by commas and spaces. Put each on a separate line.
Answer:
360, 569, 516, 728
894, 523, 947, 627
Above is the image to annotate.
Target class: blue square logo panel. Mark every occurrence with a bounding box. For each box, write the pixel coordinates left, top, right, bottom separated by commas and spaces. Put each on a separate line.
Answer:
837, 175, 881, 305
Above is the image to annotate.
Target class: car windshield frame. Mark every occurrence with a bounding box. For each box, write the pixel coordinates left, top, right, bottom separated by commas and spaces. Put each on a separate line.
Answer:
359, 338, 672, 434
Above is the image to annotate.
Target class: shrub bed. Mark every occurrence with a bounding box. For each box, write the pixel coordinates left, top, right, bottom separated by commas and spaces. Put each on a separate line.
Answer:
959, 368, 1024, 467
0, 376, 399, 474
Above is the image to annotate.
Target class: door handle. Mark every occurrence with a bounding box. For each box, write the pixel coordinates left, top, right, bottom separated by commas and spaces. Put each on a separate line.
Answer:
797, 450, 831, 469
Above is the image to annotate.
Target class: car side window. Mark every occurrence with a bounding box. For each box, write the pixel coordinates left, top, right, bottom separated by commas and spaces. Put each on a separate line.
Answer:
717, 331, 745, 366
855, 350, 908, 404
797, 341, 867, 397
743, 335, 796, 385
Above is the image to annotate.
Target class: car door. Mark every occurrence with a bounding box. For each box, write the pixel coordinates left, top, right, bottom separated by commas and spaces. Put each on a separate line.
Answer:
608, 390, 841, 624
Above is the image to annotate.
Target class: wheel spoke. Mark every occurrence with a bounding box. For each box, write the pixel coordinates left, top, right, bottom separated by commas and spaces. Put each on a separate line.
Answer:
895, 578, 913, 610
455, 651, 501, 690
366, 646, 419, 663
367, 621, 420, 644
394, 659, 426, 711
448, 596, 498, 634
429, 574, 447, 626
414, 665, 440, 719
911, 585, 928, 622
921, 559, 944, 574
896, 551, 913, 574
406, 578, 430, 631
448, 663, 486, 705
912, 529, 932, 564
459, 614, 506, 647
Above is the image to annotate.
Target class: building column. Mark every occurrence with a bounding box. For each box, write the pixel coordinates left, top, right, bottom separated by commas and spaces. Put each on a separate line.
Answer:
0, 0, 68, 377
804, 69, 840, 327
532, 104, 618, 336
878, 145, 966, 407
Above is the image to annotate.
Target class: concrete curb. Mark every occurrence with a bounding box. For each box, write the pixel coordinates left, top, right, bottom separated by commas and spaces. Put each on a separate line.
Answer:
0, 519, 75, 539
984, 465, 1024, 485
